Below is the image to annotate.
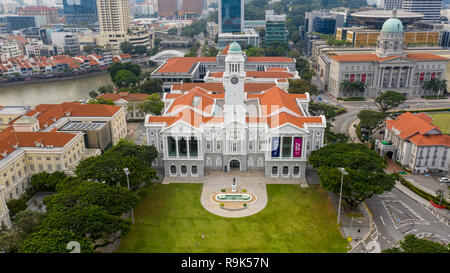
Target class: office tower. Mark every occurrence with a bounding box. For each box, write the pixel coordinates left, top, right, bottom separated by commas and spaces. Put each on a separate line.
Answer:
63, 0, 98, 26
158, 0, 177, 18
219, 0, 244, 33
401, 0, 442, 22
265, 10, 287, 45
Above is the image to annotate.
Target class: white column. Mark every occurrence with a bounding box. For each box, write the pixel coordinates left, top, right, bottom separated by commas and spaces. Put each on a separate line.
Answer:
405, 67, 411, 88
388, 67, 393, 88
175, 136, 179, 158
396, 67, 402, 88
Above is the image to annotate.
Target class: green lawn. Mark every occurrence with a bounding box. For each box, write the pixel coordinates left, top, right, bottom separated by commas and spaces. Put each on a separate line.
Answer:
428, 113, 450, 134
117, 183, 347, 253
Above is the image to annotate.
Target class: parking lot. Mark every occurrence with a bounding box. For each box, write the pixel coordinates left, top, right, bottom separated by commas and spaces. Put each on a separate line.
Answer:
403, 173, 449, 202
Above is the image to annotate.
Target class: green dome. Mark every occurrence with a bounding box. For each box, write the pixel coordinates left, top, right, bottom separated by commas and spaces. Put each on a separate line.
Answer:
381, 17, 403, 34
229, 42, 242, 53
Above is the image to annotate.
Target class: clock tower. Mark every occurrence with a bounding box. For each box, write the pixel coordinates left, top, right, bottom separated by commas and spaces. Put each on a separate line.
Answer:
223, 42, 246, 106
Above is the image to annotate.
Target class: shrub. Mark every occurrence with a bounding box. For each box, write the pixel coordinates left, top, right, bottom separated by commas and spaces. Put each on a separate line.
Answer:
242, 189, 247, 193
220, 203, 224, 207
6, 198, 28, 218
243, 203, 247, 207
221, 189, 226, 192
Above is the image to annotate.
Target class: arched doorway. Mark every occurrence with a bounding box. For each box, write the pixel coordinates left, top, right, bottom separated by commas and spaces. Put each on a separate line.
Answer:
230, 160, 240, 170
386, 151, 393, 159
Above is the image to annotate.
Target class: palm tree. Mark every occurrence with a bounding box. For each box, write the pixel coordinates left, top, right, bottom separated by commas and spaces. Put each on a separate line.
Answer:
423, 78, 447, 98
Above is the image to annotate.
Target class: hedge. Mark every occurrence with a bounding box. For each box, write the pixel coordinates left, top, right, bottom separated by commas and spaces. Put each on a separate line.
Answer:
421, 95, 447, 100
394, 174, 450, 210
337, 97, 365, 101
393, 108, 450, 114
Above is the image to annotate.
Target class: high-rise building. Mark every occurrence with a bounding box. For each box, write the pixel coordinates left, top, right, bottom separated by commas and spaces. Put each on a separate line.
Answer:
401, 0, 442, 22
17, 6, 59, 24
265, 10, 287, 45
63, 0, 98, 26
96, 0, 131, 52
158, 0, 177, 18
219, 0, 244, 33
377, 0, 403, 10
304, 10, 345, 35
182, 0, 203, 16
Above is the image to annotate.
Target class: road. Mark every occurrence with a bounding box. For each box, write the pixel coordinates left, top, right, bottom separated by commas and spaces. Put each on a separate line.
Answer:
328, 96, 450, 251
366, 188, 450, 250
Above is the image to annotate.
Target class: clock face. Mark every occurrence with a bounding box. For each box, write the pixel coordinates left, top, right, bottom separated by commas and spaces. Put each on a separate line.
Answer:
231, 77, 239, 85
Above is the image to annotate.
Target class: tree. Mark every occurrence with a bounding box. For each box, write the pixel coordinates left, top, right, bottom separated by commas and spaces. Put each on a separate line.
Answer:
45, 178, 139, 216
382, 234, 450, 253
13, 210, 45, 235
29, 171, 68, 193
107, 139, 158, 166
120, 41, 134, 54
309, 143, 394, 208
88, 97, 115, 105
139, 78, 163, 94
288, 79, 319, 95
83, 45, 96, 54
39, 204, 130, 240
423, 78, 447, 97
374, 91, 407, 113
18, 228, 94, 253
134, 45, 148, 55
107, 62, 141, 79
89, 90, 99, 98
340, 80, 365, 97
6, 199, 27, 218
113, 70, 139, 88
74, 141, 158, 190
245, 46, 265, 57
98, 84, 114, 94
357, 110, 387, 142
139, 93, 165, 115
168, 27, 178, 35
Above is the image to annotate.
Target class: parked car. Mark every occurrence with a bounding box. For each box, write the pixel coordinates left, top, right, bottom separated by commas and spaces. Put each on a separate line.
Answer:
438, 177, 450, 183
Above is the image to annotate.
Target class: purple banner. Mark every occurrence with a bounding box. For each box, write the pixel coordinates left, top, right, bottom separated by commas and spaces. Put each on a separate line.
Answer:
293, 137, 302, 157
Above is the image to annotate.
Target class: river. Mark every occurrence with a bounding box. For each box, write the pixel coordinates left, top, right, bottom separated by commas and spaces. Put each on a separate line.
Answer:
0, 73, 113, 106
0, 66, 156, 106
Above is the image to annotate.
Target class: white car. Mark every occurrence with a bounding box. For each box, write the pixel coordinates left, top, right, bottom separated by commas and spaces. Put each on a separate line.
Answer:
438, 177, 450, 183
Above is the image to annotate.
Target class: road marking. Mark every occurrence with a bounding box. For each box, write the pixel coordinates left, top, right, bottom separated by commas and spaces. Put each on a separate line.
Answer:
380, 216, 386, 226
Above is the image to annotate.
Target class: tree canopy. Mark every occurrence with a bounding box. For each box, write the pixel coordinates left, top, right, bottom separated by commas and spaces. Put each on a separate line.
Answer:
309, 143, 394, 208
107, 62, 141, 79
113, 70, 139, 88
88, 97, 115, 105
374, 91, 407, 113
288, 79, 319, 95
139, 93, 164, 115
139, 78, 163, 94
75, 140, 158, 189
382, 234, 450, 253
357, 110, 387, 142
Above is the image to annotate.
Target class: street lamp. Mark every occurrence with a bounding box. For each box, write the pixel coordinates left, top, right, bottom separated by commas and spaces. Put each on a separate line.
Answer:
337, 167, 348, 225
123, 167, 135, 224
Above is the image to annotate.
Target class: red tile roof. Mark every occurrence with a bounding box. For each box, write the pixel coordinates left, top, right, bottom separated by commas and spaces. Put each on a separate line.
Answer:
385, 112, 450, 146
247, 57, 295, 63
27, 102, 122, 129
0, 127, 77, 160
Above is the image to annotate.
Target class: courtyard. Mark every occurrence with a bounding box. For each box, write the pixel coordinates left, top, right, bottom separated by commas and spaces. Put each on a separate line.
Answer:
117, 183, 347, 253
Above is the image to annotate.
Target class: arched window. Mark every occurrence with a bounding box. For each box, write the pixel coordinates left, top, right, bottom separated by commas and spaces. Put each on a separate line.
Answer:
293, 166, 300, 176
272, 166, 278, 175
192, 165, 198, 174
282, 166, 289, 176
181, 165, 187, 175
170, 165, 176, 175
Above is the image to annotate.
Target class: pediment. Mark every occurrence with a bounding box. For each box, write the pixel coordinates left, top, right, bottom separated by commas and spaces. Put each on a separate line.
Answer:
269, 123, 308, 134
162, 120, 201, 134
379, 56, 414, 64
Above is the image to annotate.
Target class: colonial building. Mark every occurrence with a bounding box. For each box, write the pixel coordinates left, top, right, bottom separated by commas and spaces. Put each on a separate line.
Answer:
145, 42, 326, 179
0, 102, 127, 229
376, 112, 450, 174
326, 14, 448, 99
98, 92, 149, 121
151, 45, 297, 92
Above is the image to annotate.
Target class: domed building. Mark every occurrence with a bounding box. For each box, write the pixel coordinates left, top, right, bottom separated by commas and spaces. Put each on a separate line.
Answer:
327, 12, 448, 99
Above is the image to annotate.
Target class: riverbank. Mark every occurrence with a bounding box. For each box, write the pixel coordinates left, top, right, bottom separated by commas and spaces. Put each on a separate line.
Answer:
0, 70, 109, 88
